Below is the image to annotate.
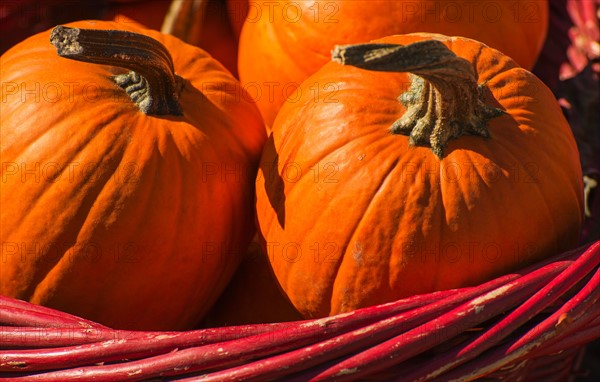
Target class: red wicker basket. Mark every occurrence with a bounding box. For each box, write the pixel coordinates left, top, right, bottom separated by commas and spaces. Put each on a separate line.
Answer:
1, 240, 598, 381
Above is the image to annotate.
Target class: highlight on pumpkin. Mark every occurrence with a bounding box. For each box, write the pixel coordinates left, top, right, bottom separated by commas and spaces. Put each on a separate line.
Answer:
0, 1, 598, 380
238, 0, 549, 128
254, 32, 584, 319
0, 19, 267, 330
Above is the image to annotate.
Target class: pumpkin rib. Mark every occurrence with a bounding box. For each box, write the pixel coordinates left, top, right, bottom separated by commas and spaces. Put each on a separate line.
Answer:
1, 108, 65, 162
28, 135, 134, 303
125, 135, 183, 294
450, 150, 499, 287
271, 137, 403, 316
438, 162, 469, 289
6, 107, 130, 242
500, 123, 577, 265
2, 102, 121, 179
452, 158, 479, 289
434, 160, 452, 291
330, 156, 401, 315
374, 155, 416, 303
486, 99, 565, 260
465, 130, 560, 275
526, 140, 582, 251
394, 154, 440, 294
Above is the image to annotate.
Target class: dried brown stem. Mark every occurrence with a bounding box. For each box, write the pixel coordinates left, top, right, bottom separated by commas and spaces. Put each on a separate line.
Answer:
332, 40, 505, 158
50, 25, 184, 115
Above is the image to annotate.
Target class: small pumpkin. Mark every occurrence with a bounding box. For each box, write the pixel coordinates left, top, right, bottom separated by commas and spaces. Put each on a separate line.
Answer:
0, 20, 266, 330
200, 234, 303, 327
238, 0, 549, 128
255, 33, 584, 319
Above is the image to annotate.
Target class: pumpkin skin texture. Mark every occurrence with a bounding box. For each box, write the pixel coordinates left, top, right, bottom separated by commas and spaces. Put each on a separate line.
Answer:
0, 20, 266, 330
108, 0, 240, 77
227, 0, 250, 39
200, 234, 303, 327
255, 33, 584, 319
197, 0, 240, 78
238, 0, 549, 128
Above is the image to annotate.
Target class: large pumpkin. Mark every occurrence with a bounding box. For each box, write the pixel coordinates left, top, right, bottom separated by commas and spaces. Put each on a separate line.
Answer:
0, 20, 266, 330
238, 0, 549, 128
255, 33, 584, 319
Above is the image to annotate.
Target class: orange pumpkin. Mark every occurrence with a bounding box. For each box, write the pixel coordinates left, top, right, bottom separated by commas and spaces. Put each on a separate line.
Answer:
108, 0, 240, 77
0, 20, 266, 330
196, 0, 240, 77
255, 33, 583, 319
238, 0, 549, 128
227, 0, 249, 39
201, 234, 303, 327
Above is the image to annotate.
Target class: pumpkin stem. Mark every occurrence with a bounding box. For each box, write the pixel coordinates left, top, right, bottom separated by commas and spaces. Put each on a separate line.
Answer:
50, 25, 184, 116
331, 40, 505, 158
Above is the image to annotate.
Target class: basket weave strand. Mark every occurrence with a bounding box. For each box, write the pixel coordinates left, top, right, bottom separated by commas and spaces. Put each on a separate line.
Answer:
0, 241, 598, 382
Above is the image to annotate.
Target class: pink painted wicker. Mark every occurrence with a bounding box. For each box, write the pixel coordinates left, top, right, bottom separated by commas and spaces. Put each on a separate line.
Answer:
1, 240, 598, 381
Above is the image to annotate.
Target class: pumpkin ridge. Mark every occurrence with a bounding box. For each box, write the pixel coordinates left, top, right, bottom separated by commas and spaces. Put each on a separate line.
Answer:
0, 108, 61, 161
519, 133, 581, 251
280, 127, 394, 204
386, 153, 443, 296
485, 68, 578, 254
78, 140, 163, 321
434, 158, 449, 291
368, 154, 414, 305
458, 37, 485, 76
1, 103, 109, 169
26, 139, 130, 302
330, 156, 400, 315
0, 120, 126, 299
446, 151, 482, 287
5, 108, 131, 240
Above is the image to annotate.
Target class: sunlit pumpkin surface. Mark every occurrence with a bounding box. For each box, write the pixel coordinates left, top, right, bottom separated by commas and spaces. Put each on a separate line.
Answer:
0, 20, 267, 330
239, 0, 549, 127
256, 33, 583, 319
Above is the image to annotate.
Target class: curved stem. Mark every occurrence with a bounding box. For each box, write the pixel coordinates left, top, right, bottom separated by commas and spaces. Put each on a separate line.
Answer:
50, 25, 184, 116
332, 40, 505, 158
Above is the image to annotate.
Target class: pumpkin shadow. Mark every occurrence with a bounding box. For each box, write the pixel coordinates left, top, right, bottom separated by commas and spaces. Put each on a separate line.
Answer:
259, 135, 286, 229
177, 80, 275, 232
